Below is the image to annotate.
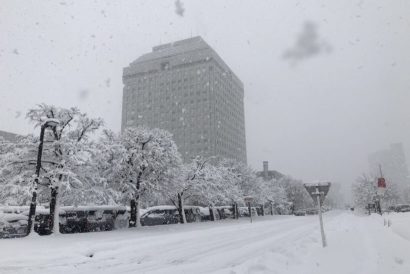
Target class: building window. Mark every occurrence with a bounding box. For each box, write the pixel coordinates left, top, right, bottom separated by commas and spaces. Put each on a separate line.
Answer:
161, 62, 170, 70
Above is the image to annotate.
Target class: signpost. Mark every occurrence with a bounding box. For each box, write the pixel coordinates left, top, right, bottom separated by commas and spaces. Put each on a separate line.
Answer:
304, 182, 331, 248
376, 165, 386, 214
244, 196, 254, 223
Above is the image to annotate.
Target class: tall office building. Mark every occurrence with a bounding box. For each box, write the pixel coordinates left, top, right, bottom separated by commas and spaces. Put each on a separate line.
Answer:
368, 143, 410, 189
122, 37, 247, 163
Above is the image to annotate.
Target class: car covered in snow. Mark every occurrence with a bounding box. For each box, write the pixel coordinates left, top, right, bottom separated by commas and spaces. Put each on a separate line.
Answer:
34, 205, 129, 235
214, 206, 235, 219
238, 207, 259, 217
293, 209, 306, 216
305, 208, 319, 215
140, 205, 202, 226
0, 213, 28, 238
199, 207, 221, 221
394, 204, 410, 213
0, 206, 40, 238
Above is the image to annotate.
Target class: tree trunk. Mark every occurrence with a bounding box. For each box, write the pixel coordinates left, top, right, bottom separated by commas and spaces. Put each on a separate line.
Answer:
177, 193, 187, 224
130, 198, 137, 227
232, 203, 239, 219
209, 206, 215, 221
260, 204, 265, 216
271, 202, 274, 216
50, 186, 60, 235
136, 196, 141, 228
26, 186, 38, 236
130, 171, 143, 228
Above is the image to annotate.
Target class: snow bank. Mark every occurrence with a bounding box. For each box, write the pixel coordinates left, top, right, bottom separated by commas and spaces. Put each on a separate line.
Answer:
390, 212, 410, 241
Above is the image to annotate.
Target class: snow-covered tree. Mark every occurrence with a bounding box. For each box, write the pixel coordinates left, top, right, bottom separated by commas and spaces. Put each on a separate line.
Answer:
167, 157, 209, 224
26, 104, 104, 234
261, 178, 289, 214
223, 161, 264, 207
114, 127, 182, 227
353, 174, 400, 210
278, 176, 312, 213
0, 135, 39, 205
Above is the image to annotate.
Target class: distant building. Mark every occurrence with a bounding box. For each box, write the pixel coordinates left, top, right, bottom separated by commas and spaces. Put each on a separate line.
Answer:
368, 143, 410, 188
122, 36, 247, 163
256, 161, 284, 181
0, 130, 20, 142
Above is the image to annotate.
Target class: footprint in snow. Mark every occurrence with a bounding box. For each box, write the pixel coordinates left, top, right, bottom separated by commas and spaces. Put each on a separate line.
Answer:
394, 257, 404, 265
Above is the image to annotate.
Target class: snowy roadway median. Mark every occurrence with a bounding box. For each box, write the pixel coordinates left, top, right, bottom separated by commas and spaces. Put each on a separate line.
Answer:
0, 211, 410, 274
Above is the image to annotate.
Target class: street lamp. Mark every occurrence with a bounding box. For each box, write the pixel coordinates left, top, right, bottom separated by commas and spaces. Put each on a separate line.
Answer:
243, 196, 254, 223
26, 119, 59, 236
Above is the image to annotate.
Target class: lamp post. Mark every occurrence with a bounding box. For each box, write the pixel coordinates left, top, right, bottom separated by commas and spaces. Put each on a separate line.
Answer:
244, 196, 254, 223
26, 119, 59, 236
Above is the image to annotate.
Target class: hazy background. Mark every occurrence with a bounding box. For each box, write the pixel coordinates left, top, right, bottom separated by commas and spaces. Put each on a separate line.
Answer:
1, 0, 409, 198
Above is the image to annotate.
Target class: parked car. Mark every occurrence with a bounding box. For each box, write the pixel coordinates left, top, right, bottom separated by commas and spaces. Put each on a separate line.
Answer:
394, 204, 410, 213
306, 208, 319, 215
34, 206, 129, 235
293, 209, 306, 216
215, 206, 235, 219
386, 205, 396, 212
238, 207, 259, 217
0, 213, 28, 239
198, 207, 221, 221
140, 206, 202, 226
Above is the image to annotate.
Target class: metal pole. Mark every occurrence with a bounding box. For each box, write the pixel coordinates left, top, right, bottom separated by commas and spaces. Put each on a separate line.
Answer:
27, 124, 46, 235
316, 192, 327, 247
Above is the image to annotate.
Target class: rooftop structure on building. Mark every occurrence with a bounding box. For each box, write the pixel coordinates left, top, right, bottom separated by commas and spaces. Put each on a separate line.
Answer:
256, 161, 284, 181
122, 36, 247, 163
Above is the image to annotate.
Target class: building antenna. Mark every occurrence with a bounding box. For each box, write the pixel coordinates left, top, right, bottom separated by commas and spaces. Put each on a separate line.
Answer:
379, 164, 383, 177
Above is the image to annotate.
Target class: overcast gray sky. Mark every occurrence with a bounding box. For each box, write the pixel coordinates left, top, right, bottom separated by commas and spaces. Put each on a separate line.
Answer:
1, 0, 409, 196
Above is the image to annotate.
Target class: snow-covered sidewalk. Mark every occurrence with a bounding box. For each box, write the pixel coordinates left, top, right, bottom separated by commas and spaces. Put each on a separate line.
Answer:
0, 211, 409, 274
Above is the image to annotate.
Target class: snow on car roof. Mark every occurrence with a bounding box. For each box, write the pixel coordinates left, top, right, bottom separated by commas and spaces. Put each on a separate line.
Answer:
145, 205, 204, 212
60, 205, 127, 212
0, 213, 28, 222
0, 206, 47, 214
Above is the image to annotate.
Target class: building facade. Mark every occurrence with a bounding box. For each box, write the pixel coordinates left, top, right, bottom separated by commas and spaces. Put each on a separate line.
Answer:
122, 37, 247, 163
368, 143, 410, 190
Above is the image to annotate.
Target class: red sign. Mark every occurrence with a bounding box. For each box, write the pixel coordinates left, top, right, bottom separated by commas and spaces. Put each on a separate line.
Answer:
377, 178, 386, 188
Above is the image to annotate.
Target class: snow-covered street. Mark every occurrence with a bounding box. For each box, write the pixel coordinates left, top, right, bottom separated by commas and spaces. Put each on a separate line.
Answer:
1, 211, 409, 274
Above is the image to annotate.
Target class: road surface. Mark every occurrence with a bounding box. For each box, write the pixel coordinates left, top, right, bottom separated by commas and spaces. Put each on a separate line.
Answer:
0, 211, 409, 274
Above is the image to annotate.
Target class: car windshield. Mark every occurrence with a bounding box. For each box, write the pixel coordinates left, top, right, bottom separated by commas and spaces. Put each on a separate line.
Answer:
1, 1, 410, 273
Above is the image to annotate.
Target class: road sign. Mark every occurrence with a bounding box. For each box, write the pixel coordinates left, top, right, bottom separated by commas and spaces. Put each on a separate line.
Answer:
377, 177, 386, 188
303, 182, 331, 248
304, 182, 331, 206
377, 177, 386, 196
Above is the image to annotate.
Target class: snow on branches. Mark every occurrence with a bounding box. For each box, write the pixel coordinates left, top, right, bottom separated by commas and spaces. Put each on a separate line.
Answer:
0, 104, 316, 229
